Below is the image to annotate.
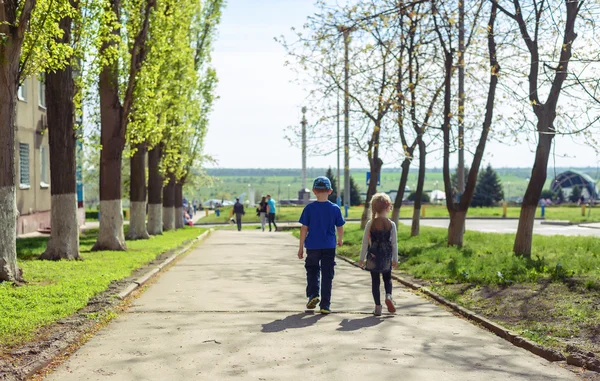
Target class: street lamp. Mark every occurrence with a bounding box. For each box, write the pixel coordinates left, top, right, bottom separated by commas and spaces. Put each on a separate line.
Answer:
288, 184, 290, 201
506, 181, 510, 200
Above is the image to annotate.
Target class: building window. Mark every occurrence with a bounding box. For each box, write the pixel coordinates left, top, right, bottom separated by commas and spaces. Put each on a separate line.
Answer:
38, 76, 46, 108
18, 82, 27, 101
40, 145, 49, 188
19, 143, 30, 189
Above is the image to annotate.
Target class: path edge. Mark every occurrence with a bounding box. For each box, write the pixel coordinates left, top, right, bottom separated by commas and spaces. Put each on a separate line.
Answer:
336, 254, 567, 364
5, 229, 213, 381
117, 229, 213, 299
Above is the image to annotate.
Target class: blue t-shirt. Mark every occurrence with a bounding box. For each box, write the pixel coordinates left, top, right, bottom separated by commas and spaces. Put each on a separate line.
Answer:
299, 201, 345, 249
267, 199, 277, 214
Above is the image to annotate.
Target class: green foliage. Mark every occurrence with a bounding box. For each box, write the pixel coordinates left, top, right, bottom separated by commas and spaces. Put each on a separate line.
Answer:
408, 191, 431, 203
540, 189, 555, 200
472, 164, 504, 207
556, 186, 566, 203
325, 167, 339, 203
570, 185, 582, 203
1, 227, 204, 346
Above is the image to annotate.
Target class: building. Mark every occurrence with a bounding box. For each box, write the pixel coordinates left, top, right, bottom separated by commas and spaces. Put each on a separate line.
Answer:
15, 76, 52, 235
551, 170, 599, 201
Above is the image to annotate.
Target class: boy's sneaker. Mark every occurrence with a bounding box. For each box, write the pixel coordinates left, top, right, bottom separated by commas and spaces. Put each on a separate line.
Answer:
319, 307, 331, 315
385, 294, 396, 313
373, 305, 382, 316
306, 296, 320, 310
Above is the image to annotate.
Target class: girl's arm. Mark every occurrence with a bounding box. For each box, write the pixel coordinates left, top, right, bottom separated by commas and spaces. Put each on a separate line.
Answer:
390, 221, 398, 264
359, 220, 371, 263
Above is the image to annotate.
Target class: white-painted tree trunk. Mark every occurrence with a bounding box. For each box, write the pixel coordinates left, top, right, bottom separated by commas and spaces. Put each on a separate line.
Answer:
126, 201, 149, 240
147, 204, 162, 235
92, 200, 126, 251
175, 207, 184, 229
0, 186, 22, 282
41, 194, 80, 260
163, 206, 175, 231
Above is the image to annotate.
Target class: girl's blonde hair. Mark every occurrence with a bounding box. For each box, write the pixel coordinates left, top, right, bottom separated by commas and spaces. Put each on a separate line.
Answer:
370, 192, 392, 221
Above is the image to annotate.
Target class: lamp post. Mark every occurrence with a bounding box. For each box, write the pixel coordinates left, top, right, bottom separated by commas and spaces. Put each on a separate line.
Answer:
338, 25, 353, 217
301, 107, 307, 191
336, 90, 341, 206
506, 181, 510, 200
288, 184, 290, 201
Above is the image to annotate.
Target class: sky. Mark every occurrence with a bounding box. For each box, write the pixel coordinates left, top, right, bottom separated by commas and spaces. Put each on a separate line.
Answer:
205, 0, 600, 170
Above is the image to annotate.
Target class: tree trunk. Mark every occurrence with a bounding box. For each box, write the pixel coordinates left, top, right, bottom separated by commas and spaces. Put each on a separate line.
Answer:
175, 181, 184, 229
448, 210, 467, 247
162, 174, 175, 230
92, 0, 126, 251
41, 14, 81, 260
513, 132, 553, 256
0, 23, 26, 282
411, 138, 426, 237
391, 157, 411, 225
147, 145, 162, 235
126, 143, 149, 240
360, 158, 383, 229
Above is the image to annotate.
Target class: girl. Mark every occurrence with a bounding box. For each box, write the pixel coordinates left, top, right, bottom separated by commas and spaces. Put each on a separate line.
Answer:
358, 193, 398, 316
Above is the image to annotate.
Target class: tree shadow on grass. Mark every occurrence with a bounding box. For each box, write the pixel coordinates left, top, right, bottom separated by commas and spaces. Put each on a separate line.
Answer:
337, 315, 393, 332
261, 313, 326, 333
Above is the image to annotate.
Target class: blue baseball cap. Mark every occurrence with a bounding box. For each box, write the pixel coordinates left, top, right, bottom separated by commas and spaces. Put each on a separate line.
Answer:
313, 176, 332, 190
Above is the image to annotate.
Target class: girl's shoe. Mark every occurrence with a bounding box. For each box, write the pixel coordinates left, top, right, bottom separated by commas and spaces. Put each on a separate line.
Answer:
385, 294, 396, 313
373, 305, 382, 316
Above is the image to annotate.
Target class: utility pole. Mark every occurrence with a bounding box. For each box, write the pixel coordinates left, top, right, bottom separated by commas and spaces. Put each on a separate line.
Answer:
457, 0, 466, 197
340, 25, 352, 217
301, 106, 307, 191
336, 91, 341, 206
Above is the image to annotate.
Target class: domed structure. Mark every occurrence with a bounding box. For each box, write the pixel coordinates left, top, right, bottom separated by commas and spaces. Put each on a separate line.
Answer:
550, 170, 598, 200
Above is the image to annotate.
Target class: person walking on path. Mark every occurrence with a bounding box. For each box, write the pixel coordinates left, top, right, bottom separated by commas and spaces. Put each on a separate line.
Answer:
233, 198, 245, 232
266, 194, 278, 232
258, 196, 268, 232
297, 176, 345, 314
359, 193, 398, 316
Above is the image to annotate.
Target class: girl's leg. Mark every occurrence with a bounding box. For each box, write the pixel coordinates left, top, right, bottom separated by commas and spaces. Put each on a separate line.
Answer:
370, 271, 381, 305
382, 271, 393, 295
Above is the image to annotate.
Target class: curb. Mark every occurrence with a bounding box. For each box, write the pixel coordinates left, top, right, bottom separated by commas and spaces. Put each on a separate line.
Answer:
117, 229, 213, 299
579, 224, 600, 230
541, 220, 573, 226
336, 255, 566, 363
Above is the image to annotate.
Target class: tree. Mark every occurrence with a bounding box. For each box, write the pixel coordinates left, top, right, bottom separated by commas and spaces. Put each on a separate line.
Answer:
40, 0, 81, 260
341, 176, 361, 206
325, 167, 338, 203
471, 165, 504, 207
492, 0, 585, 257
556, 186, 565, 204
93, 0, 156, 250
569, 185, 582, 203
540, 189, 555, 200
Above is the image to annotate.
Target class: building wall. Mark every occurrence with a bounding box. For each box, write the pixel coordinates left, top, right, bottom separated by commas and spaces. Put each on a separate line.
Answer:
15, 76, 51, 235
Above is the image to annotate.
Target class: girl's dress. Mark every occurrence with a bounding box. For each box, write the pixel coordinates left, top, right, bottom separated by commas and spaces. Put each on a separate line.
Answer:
359, 219, 398, 273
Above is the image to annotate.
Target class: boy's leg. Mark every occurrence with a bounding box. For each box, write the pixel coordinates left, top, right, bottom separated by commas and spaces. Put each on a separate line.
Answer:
305, 249, 322, 301
272, 214, 278, 231
268, 213, 273, 231
236, 215, 242, 231
319, 248, 336, 309
371, 272, 381, 305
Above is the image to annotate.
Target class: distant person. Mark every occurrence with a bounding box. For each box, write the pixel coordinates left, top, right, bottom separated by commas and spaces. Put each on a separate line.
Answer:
258, 196, 268, 232
359, 193, 398, 316
266, 194, 278, 232
297, 176, 345, 315
193, 199, 198, 214
233, 198, 245, 231
579, 195, 585, 205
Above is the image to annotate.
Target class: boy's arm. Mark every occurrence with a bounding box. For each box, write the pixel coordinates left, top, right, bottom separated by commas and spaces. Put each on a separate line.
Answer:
336, 225, 344, 247
298, 225, 308, 259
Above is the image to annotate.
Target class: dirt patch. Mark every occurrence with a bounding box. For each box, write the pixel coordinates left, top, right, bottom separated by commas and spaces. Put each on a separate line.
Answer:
0, 243, 190, 381
432, 281, 600, 369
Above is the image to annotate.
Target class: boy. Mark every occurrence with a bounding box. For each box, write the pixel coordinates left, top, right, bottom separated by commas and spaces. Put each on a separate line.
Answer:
298, 176, 345, 314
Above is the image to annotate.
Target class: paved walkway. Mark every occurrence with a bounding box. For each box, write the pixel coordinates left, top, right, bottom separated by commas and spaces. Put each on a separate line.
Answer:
45, 231, 576, 380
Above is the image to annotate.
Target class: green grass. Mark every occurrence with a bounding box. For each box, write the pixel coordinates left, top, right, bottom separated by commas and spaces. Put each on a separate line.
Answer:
199, 204, 600, 224
1, 227, 205, 347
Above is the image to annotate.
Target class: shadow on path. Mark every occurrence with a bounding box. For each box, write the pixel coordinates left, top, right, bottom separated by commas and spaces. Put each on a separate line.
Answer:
337, 315, 393, 332
261, 313, 325, 333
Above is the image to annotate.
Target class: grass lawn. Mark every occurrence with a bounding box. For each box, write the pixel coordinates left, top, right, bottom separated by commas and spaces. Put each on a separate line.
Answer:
199, 204, 600, 224
294, 224, 600, 353
1, 227, 205, 348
